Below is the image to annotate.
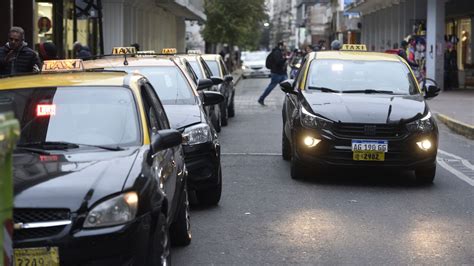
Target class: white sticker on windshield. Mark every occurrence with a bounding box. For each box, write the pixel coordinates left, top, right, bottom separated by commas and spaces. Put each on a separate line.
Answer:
331, 64, 344, 72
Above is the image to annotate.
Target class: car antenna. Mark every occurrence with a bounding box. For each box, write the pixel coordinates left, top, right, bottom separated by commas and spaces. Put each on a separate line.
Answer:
123, 54, 129, 66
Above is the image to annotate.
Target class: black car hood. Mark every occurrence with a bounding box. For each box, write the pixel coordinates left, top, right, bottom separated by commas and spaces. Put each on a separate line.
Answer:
303, 92, 427, 123
164, 104, 202, 129
13, 148, 140, 211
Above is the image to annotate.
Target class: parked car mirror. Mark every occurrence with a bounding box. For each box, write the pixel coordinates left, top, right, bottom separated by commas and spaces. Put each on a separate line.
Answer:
203, 91, 224, 106
280, 79, 297, 95
424, 85, 440, 99
197, 79, 214, 91
151, 129, 183, 153
224, 74, 234, 82
210, 76, 223, 85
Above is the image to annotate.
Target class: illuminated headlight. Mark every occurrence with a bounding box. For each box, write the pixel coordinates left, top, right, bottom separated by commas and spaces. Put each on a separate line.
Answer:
416, 139, 432, 151
406, 112, 434, 132
303, 136, 321, 147
300, 106, 331, 129
183, 123, 212, 145
84, 192, 138, 228
242, 65, 249, 70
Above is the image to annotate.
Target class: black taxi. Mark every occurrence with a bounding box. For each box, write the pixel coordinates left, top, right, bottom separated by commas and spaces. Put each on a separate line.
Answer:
84, 48, 224, 206
2, 59, 191, 265
281, 44, 440, 184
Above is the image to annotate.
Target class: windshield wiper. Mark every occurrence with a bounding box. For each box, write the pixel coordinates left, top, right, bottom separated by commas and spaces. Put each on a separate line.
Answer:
307, 86, 341, 93
343, 89, 394, 94
17, 141, 123, 151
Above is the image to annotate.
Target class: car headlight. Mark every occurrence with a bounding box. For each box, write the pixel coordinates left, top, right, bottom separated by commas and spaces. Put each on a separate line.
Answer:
183, 123, 212, 145
84, 192, 138, 228
406, 112, 434, 132
300, 106, 331, 129
242, 65, 249, 70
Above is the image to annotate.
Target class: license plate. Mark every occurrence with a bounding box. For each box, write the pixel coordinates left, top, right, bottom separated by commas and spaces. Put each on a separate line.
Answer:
353, 151, 385, 161
352, 140, 388, 152
14, 247, 60, 266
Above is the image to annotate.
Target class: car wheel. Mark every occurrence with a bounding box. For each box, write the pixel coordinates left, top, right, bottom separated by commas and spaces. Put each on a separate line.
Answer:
282, 127, 291, 161
196, 167, 222, 206
228, 99, 235, 118
170, 186, 192, 246
221, 101, 228, 126
149, 213, 171, 266
415, 165, 436, 184
214, 106, 222, 133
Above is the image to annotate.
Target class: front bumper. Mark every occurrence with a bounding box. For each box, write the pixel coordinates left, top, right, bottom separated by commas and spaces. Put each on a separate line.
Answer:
293, 126, 438, 170
13, 213, 158, 265
183, 141, 220, 190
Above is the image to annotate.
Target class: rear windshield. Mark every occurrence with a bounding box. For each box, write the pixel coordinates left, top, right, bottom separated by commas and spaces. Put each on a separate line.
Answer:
0, 87, 141, 146
205, 60, 220, 76
306, 59, 419, 95
115, 66, 196, 105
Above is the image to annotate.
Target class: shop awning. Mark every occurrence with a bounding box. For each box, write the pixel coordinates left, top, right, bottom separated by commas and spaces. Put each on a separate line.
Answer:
156, 0, 206, 22
345, 0, 396, 14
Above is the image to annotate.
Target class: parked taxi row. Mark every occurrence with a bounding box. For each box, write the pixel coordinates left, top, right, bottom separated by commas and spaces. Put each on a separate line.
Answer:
0, 47, 234, 265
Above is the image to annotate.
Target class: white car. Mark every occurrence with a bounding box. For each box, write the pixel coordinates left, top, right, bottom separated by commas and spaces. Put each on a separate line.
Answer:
241, 51, 271, 78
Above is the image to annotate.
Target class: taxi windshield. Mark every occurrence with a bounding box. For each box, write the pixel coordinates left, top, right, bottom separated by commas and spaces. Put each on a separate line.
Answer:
306, 59, 419, 95
119, 66, 196, 105
0, 87, 141, 147
205, 60, 220, 76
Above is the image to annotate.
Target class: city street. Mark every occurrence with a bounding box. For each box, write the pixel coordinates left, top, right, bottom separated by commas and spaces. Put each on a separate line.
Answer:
173, 77, 474, 265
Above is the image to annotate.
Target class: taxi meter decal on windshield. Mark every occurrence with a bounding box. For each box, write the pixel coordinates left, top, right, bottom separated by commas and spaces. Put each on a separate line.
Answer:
341, 44, 367, 51
112, 47, 137, 55
42, 59, 84, 72
36, 104, 56, 117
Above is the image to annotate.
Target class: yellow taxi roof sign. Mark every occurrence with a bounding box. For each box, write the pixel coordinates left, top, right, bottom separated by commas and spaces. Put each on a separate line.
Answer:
187, 49, 201, 55
112, 47, 137, 55
161, 48, 177, 55
341, 44, 367, 51
42, 59, 84, 73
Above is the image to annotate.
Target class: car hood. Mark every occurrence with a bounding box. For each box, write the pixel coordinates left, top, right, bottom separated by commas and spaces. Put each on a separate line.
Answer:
13, 148, 140, 211
303, 92, 427, 123
164, 104, 202, 129
243, 60, 266, 67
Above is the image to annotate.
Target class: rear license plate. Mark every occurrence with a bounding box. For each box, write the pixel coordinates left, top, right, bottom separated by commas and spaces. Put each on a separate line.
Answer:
353, 151, 385, 161
351, 140, 388, 152
14, 247, 60, 266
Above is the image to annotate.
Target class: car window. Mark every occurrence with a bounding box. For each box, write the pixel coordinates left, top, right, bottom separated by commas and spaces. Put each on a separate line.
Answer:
189, 60, 204, 80
306, 59, 418, 94
219, 58, 229, 75
141, 85, 160, 134
185, 62, 199, 85
200, 58, 213, 78
114, 66, 196, 105
2, 86, 141, 146
205, 60, 220, 77
144, 83, 170, 129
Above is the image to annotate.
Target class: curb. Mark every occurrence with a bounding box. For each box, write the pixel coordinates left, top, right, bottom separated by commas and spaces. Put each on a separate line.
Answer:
435, 113, 474, 140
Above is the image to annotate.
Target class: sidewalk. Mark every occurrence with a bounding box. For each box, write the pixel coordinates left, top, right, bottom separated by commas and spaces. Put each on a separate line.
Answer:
232, 69, 243, 85
428, 89, 474, 139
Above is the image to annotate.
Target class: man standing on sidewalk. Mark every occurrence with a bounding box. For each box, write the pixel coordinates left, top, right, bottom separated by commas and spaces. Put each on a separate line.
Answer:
258, 41, 288, 106
0, 27, 41, 76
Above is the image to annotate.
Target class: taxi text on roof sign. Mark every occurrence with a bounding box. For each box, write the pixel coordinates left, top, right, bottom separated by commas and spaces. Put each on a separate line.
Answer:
42, 59, 84, 73
112, 47, 137, 55
161, 48, 177, 55
341, 44, 367, 51
187, 50, 201, 55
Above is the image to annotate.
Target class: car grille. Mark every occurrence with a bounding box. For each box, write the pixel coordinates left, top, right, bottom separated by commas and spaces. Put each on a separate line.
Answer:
251, 66, 263, 70
14, 209, 71, 241
331, 123, 406, 139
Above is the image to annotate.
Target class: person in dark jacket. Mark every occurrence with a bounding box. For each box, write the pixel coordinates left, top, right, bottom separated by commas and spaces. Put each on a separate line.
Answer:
38, 42, 59, 61
73, 41, 92, 60
258, 41, 287, 105
0, 27, 41, 76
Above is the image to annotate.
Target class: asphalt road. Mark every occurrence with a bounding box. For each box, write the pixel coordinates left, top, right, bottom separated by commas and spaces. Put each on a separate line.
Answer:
172, 77, 474, 265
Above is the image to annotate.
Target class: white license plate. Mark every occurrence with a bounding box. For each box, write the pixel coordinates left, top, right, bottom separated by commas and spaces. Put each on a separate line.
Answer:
352, 140, 388, 152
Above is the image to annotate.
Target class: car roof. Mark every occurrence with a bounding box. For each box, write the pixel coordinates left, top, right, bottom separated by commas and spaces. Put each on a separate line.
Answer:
177, 54, 199, 61
200, 54, 221, 61
83, 56, 176, 68
0, 72, 133, 90
312, 51, 401, 62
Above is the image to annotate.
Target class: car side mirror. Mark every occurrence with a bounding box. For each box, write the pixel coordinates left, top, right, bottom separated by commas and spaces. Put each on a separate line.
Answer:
197, 78, 214, 91
151, 129, 183, 153
224, 74, 234, 82
210, 76, 223, 85
203, 91, 224, 106
280, 79, 297, 95
424, 85, 440, 99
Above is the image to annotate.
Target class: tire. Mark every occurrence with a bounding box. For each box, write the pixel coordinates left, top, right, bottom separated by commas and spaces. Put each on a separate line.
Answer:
148, 213, 171, 266
221, 101, 228, 126
228, 99, 235, 118
213, 106, 222, 133
415, 165, 436, 184
170, 186, 192, 246
196, 167, 222, 206
282, 127, 291, 161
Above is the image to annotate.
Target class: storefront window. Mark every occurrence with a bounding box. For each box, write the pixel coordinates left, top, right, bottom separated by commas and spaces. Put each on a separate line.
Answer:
458, 19, 471, 68
35, 2, 54, 45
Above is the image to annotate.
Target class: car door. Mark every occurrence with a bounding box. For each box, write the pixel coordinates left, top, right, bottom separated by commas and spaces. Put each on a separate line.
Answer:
218, 58, 233, 106
141, 81, 182, 220
284, 60, 307, 139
